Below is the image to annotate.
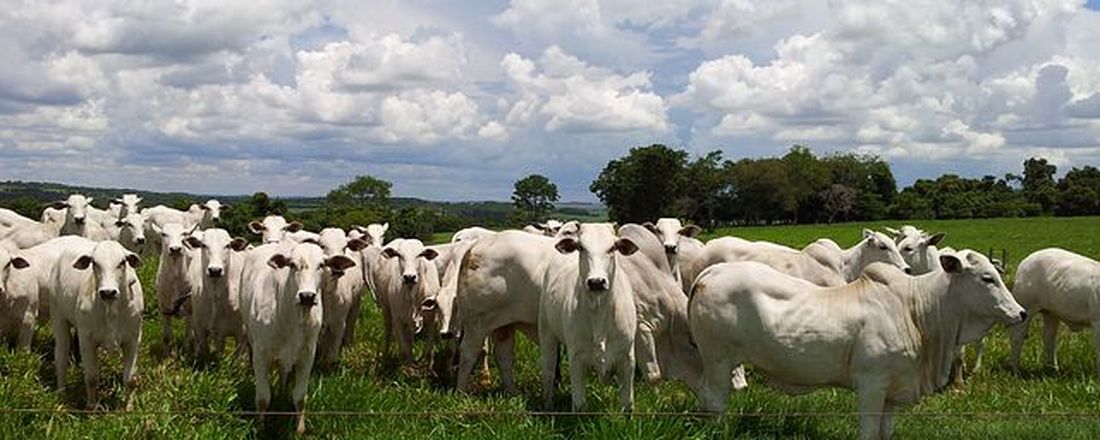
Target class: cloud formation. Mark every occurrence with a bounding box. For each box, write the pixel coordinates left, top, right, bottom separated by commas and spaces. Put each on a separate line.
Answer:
1, 0, 1099, 200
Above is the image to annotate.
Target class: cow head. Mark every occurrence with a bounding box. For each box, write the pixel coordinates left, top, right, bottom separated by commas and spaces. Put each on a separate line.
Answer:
940, 250, 1027, 340
351, 223, 388, 249
317, 228, 366, 277
48, 194, 93, 225
860, 229, 910, 274
890, 226, 946, 275
381, 238, 437, 286
185, 228, 247, 279
72, 241, 141, 302
555, 223, 638, 293
114, 213, 148, 246
113, 194, 143, 217
267, 242, 355, 308
199, 199, 226, 223
530, 219, 565, 237
0, 247, 31, 296
643, 218, 701, 255
249, 215, 303, 244
153, 222, 198, 257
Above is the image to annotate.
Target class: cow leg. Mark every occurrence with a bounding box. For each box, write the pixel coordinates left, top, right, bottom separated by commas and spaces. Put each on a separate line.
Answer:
328, 318, 347, 366
292, 359, 315, 435
380, 303, 394, 359
78, 332, 100, 410
971, 338, 985, 373
538, 332, 559, 408
855, 379, 887, 440
456, 327, 489, 392
634, 324, 661, 384
121, 336, 140, 411
617, 350, 635, 413
52, 320, 71, 391
422, 310, 438, 369
343, 295, 361, 349
567, 348, 588, 411
251, 355, 271, 421
698, 354, 732, 413
951, 346, 967, 387
1009, 314, 1030, 371
1091, 320, 1100, 380
160, 313, 173, 356
879, 401, 895, 440
17, 306, 35, 350
492, 327, 518, 395
1042, 313, 1060, 370
397, 323, 415, 365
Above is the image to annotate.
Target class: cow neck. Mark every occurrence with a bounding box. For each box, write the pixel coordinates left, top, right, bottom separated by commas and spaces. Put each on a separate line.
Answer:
837, 239, 871, 282
900, 271, 960, 396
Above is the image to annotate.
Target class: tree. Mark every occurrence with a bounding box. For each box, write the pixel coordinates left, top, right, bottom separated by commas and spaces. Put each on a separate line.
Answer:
821, 184, 856, 223
1054, 166, 1100, 216
676, 151, 731, 229
782, 146, 832, 223
327, 175, 391, 210
590, 144, 689, 223
1023, 157, 1057, 213
726, 158, 796, 224
510, 174, 559, 226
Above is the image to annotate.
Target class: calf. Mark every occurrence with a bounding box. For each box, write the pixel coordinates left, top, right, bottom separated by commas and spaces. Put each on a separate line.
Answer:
315, 228, 368, 366
52, 239, 144, 409
152, 222, 199, 354
240, 241, 354, 434
0, 247, 33, 349
1010, 248, 1100, 377
184, 229, 249, 360
370, 238, 441, 365
539, 223, 638, 411
249, 215, 304, 244
689, 250, 1025, 440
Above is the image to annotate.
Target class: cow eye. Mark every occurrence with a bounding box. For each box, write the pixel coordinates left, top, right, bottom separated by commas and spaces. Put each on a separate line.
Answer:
878, 244, 888, 250
903, 246, 913, 252
981, 274, 996, 284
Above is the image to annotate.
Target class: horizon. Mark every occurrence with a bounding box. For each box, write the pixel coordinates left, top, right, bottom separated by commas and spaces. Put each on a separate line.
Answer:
2, 1, 1100, 202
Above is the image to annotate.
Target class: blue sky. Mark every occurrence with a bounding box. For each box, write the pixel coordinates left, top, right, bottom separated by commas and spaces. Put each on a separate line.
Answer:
1, 0, 1099, 201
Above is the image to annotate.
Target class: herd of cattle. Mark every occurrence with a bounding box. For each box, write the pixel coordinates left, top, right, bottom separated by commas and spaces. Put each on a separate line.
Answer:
0, 194, 1097, 439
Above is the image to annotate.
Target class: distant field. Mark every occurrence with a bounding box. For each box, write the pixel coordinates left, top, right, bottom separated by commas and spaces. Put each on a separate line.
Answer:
2, 216, 1100, 439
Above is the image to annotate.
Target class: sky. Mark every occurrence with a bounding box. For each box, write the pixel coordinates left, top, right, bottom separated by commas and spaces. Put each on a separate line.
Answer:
2, 0, 1100, 201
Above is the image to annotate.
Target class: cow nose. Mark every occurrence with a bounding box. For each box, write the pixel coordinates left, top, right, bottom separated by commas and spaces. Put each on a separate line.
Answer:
98, 288, 119, 301
402, 273, 418, 285
903, 267, 912, 275
298, 292, 317, 306
664, 244, 677, 254
1018, 311, 1028, 322
75, 216, 86, 224
207, 267, 224, 277
586, 277, 608, 291
135, 237, 146, 244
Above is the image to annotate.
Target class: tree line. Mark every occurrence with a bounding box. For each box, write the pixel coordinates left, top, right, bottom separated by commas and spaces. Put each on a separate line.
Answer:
590, 144, 1100, 227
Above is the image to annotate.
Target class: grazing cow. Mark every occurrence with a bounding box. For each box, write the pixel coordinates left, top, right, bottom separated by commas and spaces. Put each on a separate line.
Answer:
453, 231, 558, 392
451, 226, 496, 243
240, 241, 355, 434
0, 208, 60, 250
152, 222, 199, 354
0, 247, 33, 349
52, 238, 144, 410
315, 228, 368, 365
184, 229, 249, 360
539, 223, 638, 411
885, 226, 946, 275
1010, 248, 1100, 377
370, 238, 441, 365
682, 229, 909, 290
689, 250, 1025, 440
642, 218, 703, 285
248, 215, 304, 244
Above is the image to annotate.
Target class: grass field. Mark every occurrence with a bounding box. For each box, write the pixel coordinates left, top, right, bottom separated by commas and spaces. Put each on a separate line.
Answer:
3, 216, 1100, 439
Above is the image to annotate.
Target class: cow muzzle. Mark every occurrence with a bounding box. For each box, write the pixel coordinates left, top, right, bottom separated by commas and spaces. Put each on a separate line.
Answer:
135, 237, 146, 244
586, 277, 609, 291
98, 288, 119, 301
207, 266, 224, 277
298, 292, 318, 307
168, 246, 183, 255
402, 273, 418, 285
664, 244, 677, 254
74, 216, 86, 224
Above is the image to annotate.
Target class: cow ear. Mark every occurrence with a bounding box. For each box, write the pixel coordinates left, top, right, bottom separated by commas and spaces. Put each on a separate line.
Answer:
382, 248, 400, 259
615, 238, 639, 256
926, 232, 946, 247
46, 201, 68, 210
10, 256, 30, 270
248, 220, 265, 234
286, 221, 303, 233
112, 199, 123, 205
115, 219, 128, 227
229, 238, 249, 252
351, 225, 367, 234
325, 255, 357, 271
200, 204, 210, 211
184, 236, 204, 249
149, 222, 163, 235
642, 222, 658, 235
86, 197, 94, 204
381, 223, 389, 233
555, 237, 579, 254
73, 255, 93, 270
862, 228, 875, 240
419, 248, 439, 261
125, 253, 142, 269
679, 225, 702, 238
939, 254, 963, 274
268, 254, 289, 269
883, 227, 901, 237
346, 238, 369, 252
220, 203, 230, 210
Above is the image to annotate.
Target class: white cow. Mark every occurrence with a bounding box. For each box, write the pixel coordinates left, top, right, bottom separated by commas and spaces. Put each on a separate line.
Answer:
41, 206, 66, 233
240, 241, 354, 434
682, 229, 909, 290
49, 194, 107, 239
113, 194, 142, 217
524, 219, 564, 236
187, 199, 228, 228
885, 226, 946, 275
0, 208, 60, 250
0, 247, 33, 349
539, 223, 638, 411
52, 238, 144, 410
1010, 248, 1100, 377
370, 238, 441, 365
689, 250, 1025, 440
103, 213, 148, 252
451, 226, 496, 243
151, 222, 199, 354
351, 223, 388, 249
315, 228, 369, 366
5, 236, 91, 324
249, 215, 304, 244
184, 228, 249, 360
643, 218, 703, 286
453, 230, 558, 392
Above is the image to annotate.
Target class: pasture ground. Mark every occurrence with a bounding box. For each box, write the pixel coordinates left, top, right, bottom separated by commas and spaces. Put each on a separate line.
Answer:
2, 216, 1100, 438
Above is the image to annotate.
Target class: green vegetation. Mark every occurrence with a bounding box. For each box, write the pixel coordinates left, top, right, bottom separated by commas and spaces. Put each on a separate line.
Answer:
3, 217, 1100, 439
